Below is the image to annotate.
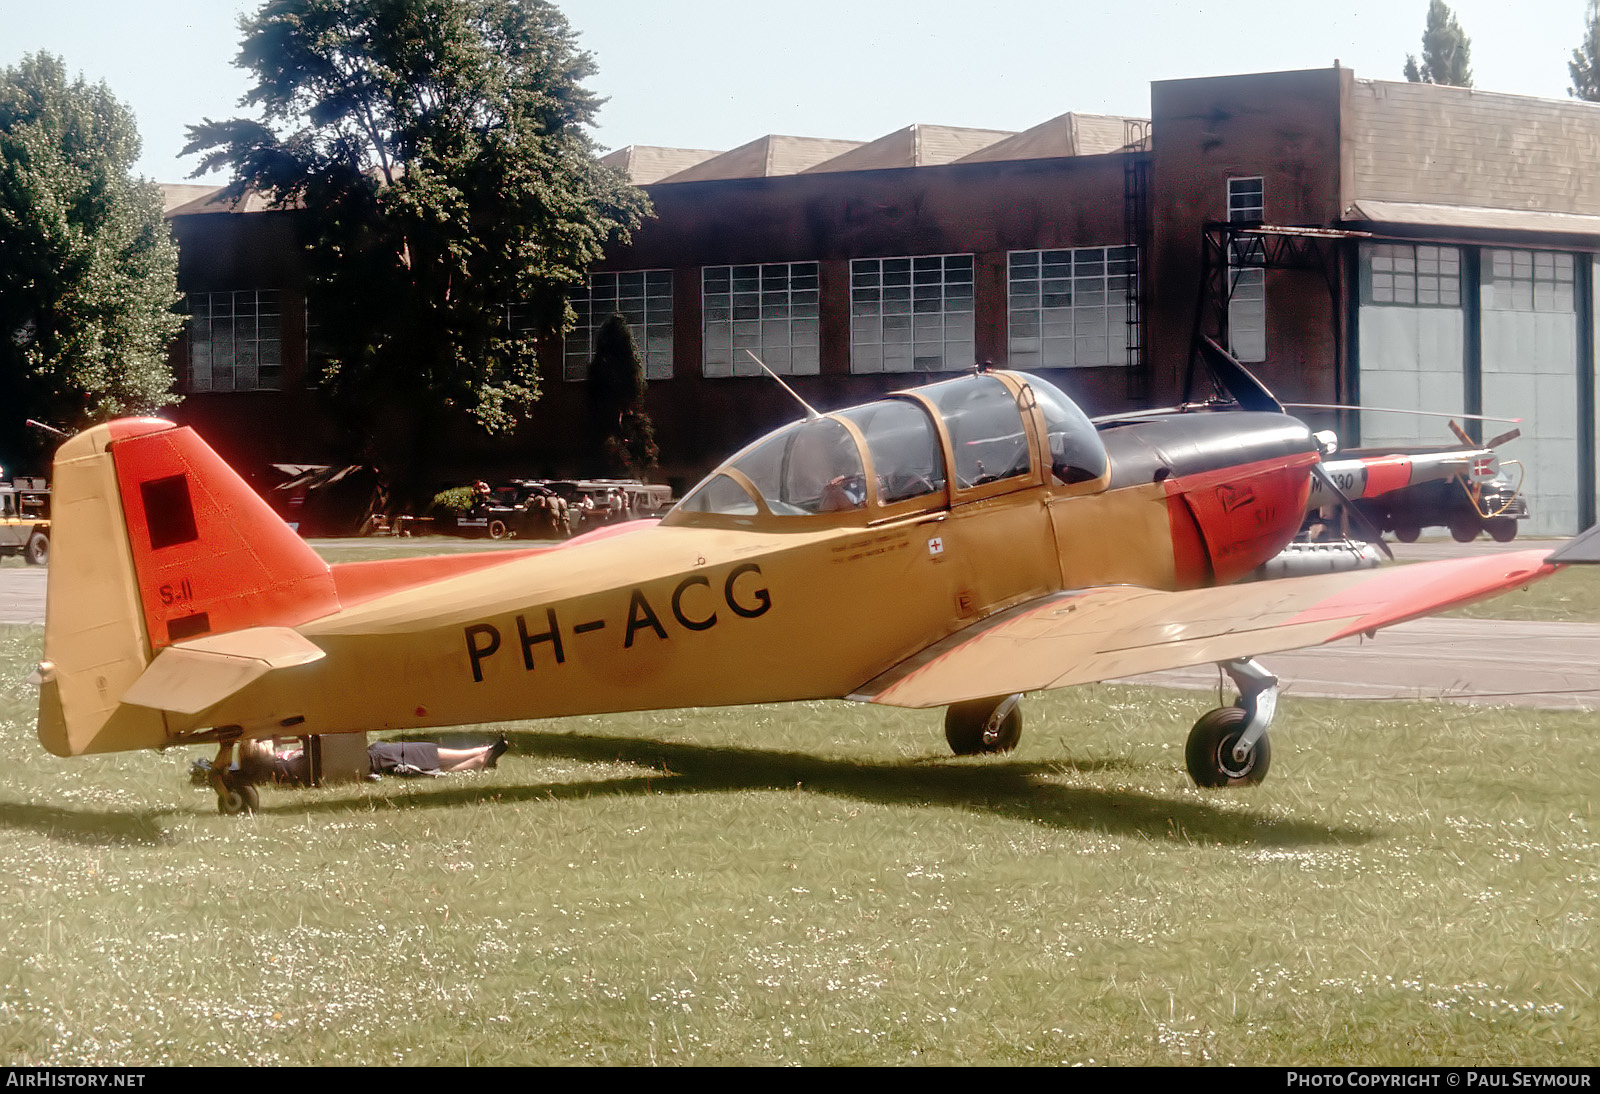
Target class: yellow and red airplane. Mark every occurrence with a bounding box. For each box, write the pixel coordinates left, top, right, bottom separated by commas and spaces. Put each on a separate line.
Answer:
34, 363, 1562, 813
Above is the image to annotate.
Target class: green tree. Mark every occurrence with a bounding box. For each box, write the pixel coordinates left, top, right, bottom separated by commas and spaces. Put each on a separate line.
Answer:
1403, 0, 1475, 87
0, 53, 180, 471
1570, 1, 1600, 101
586, 313, 658, 477
183, 0, 649, 501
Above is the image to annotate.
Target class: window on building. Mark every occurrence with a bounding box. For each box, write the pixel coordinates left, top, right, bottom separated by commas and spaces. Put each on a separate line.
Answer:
187, 290, 282, 392
1362, 243, 1462, 307
703, 263, 820, 377
1007, 247, 1136, 369
1226, 176, 1266, 362
1228, 177, 1264, 224
850, 255, 974, 374
1483, 249, 1575, 313
562, 270, 673, 381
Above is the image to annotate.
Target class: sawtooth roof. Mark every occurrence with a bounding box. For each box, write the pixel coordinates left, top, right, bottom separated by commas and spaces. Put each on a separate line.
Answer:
159, 112, 1156, 209
161, 184, 293, 217
800, 124, 1015, 173
599, 144, 724, 185
956, 112, 1149, 163
655, 135, 867, 182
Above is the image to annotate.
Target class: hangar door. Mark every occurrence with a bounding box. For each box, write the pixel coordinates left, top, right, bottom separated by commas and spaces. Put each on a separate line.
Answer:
1357, 242, 1580, 536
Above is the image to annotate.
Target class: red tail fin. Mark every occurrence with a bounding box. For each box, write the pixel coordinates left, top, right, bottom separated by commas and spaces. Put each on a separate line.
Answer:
106, 419, 340, 648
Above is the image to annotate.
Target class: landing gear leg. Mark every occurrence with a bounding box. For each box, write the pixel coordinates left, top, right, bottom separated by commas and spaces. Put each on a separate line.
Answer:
208, 739, 259, 816
1184, 657, 1278, 787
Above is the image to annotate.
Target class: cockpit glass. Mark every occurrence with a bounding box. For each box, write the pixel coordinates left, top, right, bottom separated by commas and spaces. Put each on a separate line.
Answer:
726, 418, 868, 515
921, 375, 1031, 488
835, 399, 943, 504
673, 370, 1105, 522
675, 473, 759, 515
1015, 373, 1109, 485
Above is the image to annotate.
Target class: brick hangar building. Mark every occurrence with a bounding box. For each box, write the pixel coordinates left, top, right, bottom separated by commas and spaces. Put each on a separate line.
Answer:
161, 66, 1600, 535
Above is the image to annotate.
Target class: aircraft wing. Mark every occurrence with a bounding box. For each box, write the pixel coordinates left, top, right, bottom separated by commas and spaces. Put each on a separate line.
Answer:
850, 549, 1555, 708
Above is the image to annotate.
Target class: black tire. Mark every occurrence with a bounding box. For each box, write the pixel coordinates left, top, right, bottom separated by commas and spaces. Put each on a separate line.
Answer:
488, 518, 510, 540
944, 696, 1023, 755
1184, 706, 1271, 788
1449, 517, 1480, 543
1392, 522, 1421, 544
1485, 517, 1518, 543
24, 531, 47, 566
217, 782, 258, 815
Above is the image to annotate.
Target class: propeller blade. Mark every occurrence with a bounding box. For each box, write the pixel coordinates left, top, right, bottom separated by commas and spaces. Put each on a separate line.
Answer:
1486, 427, 1522, 450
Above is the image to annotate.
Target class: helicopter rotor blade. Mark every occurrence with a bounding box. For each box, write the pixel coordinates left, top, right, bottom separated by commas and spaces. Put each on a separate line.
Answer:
1310, 462, 1394, 561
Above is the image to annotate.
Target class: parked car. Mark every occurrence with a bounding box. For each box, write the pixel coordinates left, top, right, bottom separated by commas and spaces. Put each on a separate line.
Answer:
440, 483, 567, 540
538, 479, 674, 529
0, 476, 50, 564
1356, 474, 1529, 543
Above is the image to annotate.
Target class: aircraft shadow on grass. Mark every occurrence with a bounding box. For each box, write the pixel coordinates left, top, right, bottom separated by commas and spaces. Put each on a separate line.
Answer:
268, 730, 1374, 849
0, 800, 178, 848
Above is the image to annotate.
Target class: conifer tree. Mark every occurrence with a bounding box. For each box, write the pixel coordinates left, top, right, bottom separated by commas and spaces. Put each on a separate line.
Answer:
1403, 0, 1475, 88
586, 313, 658, 478
1570, 1, 1600, 101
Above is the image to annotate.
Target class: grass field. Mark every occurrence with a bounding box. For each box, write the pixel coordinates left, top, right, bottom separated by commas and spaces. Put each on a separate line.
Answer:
1, 621, 1595, 1066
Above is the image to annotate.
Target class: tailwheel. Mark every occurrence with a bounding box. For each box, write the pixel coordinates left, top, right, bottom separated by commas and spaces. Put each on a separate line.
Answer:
944, 694, 1023, 755
216, 780, 259, 816
207, 739, 258, 816
1185, 706, 1271, 788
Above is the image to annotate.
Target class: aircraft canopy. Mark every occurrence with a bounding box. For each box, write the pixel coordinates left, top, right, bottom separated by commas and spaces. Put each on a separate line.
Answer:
669, 371, 1106, 526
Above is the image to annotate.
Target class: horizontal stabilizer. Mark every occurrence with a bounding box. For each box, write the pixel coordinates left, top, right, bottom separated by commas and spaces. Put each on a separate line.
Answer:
121, 627, 326, 716
1547, 523, 1600, 564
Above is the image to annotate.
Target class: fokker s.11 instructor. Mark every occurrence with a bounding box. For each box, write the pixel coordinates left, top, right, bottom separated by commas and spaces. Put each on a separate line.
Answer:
34, 359, 1561, 813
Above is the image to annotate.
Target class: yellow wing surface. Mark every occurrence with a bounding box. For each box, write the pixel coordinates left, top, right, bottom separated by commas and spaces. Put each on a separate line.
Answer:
851, 549, 1556, 708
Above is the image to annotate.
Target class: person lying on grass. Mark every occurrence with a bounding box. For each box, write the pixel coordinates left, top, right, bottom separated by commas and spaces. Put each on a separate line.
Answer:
192, 736, 511, 786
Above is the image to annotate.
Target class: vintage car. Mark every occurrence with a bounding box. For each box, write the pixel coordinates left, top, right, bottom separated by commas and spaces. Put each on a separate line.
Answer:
444, 483, 568, 540
537, 478, 674, 528
0, 476, 50, 564
1356, 474, 1529, 543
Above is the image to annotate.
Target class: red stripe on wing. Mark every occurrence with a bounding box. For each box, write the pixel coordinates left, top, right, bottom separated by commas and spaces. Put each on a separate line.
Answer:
1285, 549, 1554, 640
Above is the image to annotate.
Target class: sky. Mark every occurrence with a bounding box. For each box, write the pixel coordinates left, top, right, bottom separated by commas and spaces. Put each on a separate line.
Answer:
2, 0, 1595, 183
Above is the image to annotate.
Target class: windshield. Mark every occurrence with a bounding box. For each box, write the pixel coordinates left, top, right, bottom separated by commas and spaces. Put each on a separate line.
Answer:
675, 472, 761, 515
676, 418, 868, 516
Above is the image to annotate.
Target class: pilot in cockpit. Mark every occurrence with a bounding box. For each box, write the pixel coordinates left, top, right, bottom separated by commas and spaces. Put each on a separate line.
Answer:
786, 420, 867, 513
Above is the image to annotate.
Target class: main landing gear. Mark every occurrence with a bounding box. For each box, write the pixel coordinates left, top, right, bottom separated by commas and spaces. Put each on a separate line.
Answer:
1184, 657, 1278, 787
944, 693, 1024, 755
942, 658, 1281, 786
207, 739, 259, 816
